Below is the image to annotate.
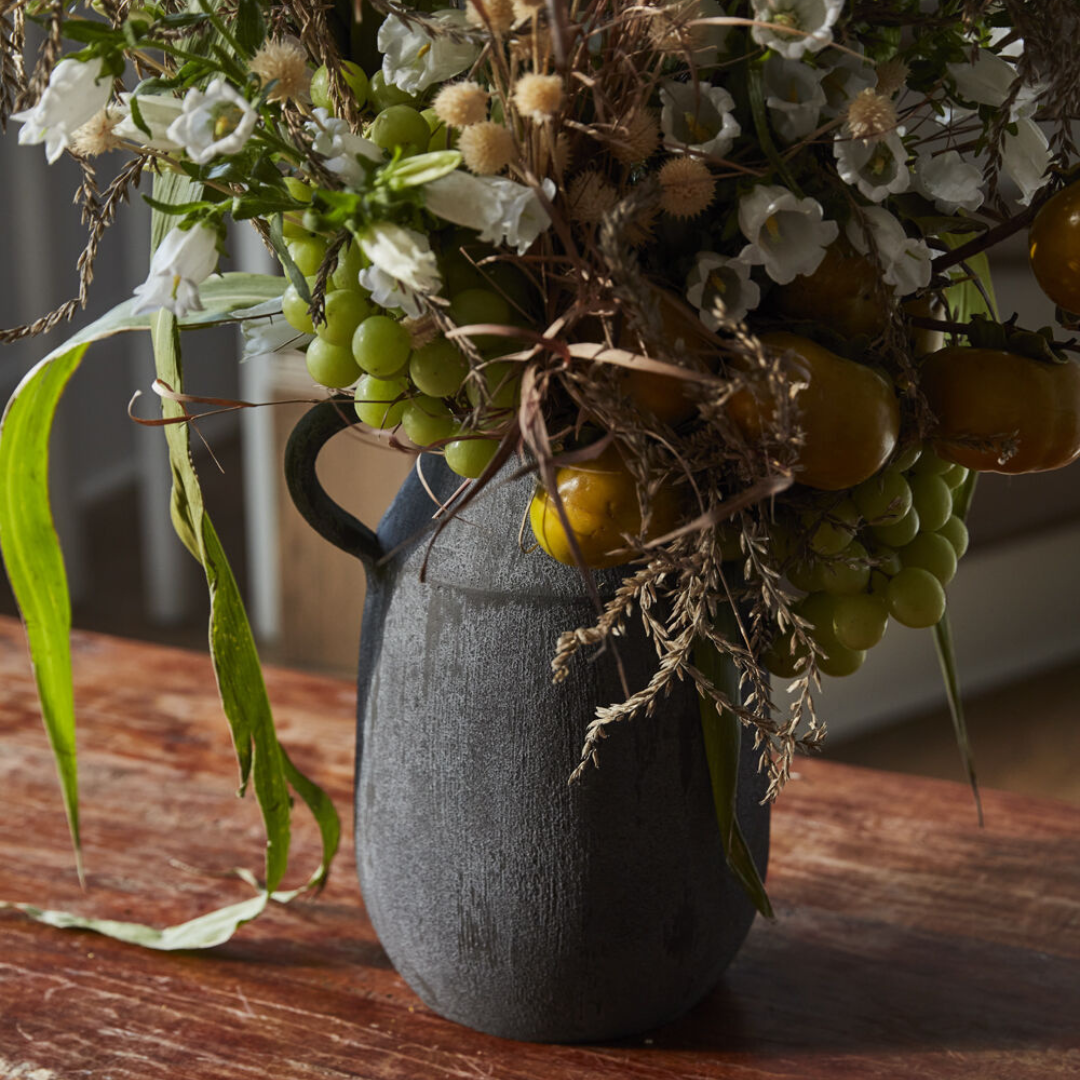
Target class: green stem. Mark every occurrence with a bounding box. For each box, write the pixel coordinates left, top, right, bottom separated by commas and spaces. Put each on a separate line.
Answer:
746, 60, 803, 196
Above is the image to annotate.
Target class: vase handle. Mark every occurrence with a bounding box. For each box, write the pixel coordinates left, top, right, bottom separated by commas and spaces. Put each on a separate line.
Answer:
284, 397, 382, 568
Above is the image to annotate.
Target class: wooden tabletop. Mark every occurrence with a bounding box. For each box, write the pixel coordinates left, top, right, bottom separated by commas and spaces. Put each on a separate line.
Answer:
0, 616, 1077, 1079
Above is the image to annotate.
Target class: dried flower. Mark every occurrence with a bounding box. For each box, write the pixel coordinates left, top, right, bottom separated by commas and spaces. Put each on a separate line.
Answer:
513, 72, 563, 122
568, 170, 618, 223
466, 0, 516, 33
69, 108, 122, 157
459, 120, 516, 174
433, 81, 489, 127
875, 58, 910, 98
658, 157, 715, 219
249, 37, 311, 103
610, 108, 661, 164
404, 315, 440, 350
13, 58, 114, 164
846, 89, 899, 143
512, 0, 545, 15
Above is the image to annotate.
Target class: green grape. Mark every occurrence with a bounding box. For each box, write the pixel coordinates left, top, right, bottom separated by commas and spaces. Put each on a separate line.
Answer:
804, 498, 859, 556
466, 360, 522, 410
797, 592, 865, 677
306, 338, 362, 389
445, 432, 499, 478
869, 569, 891, 598
853, 468, 912, 525
281, 177, 314, 239
887, 567, 947, 629
788, 557, 826, 593
450, 288, 514, 352
370, 104, 431, 155
891, 443, 922, 472
833, 593, 889, 651
352, 315, 412, 377
900, 531, 958, 585
402, 395, 455, 446
873, 544, 903, 577
316, 289, 372, 346
368, 70, 421, 111
440, 252, 489, 295
410, 338, 469, 396
287, 235, 328, 277
942, 463, 970, 489
331, 241, 367, 291
355, 374, 410, 429
819, 540, 871, 596
912, 448, 952, 475
281, 284, 314, 334
422, 107, 450, 151
311, 62, 368, 112
909, 472, 952, 532
764, 630, 808, 679
938, 515, 970, 559
872, 506, 920, 547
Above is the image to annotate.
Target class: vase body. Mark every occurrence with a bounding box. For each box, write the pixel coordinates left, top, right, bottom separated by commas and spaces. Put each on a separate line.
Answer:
349, 456, 769, 1042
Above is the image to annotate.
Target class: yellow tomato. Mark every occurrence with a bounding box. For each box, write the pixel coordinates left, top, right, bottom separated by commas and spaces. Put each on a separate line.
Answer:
727, 331, 901, 491
529, 444, 681, 567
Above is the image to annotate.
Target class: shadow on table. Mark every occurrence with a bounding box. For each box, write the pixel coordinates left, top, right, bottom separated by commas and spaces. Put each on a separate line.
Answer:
640, 912, 1078, 1054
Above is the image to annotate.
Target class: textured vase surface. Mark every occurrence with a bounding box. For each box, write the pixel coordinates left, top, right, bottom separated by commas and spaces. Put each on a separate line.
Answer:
286, 402, 770, 1043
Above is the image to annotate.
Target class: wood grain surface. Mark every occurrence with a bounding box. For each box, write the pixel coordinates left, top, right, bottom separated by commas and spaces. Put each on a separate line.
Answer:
0, 616, 1077, 1079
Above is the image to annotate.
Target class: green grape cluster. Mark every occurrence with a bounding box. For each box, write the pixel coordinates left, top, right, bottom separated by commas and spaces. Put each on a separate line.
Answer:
764, 445, 971, 680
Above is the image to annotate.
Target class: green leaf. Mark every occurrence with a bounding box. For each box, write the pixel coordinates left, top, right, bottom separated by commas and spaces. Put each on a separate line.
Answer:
234, 0, 266, 55
942, 230, 998, 324
0, 344, 89, 884
0, 893, 269, 951
269, 213, 311, 303
384, 150, 462, 190
694, 609, 773, 920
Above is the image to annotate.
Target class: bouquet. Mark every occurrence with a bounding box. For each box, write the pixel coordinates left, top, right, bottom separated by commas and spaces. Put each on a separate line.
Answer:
3, 0, 1080, 939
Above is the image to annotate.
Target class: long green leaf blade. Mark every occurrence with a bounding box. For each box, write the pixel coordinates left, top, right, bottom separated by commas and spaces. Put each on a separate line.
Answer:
0, 344, 90, 882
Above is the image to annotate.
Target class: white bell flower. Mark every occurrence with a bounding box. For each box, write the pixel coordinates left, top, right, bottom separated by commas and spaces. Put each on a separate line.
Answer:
112, 92, 185, 151
948, 49, 1039, 122
357, 223, 441, 317
307, 107, 382, 187
1001, 117, 1051, 206
762, 56, 827, 143
738, 184, 839, 285
166, 79, 257, 165
820, 48, 876, 117
131, 224, 219, 317
846, 207, 932, 298
378, 9, 480, 96
834, 127, 910, 202
750, 0, 845, 61
914, 149, 984, 214
13, 58, 115, 164
660, 81, 741, 159
686, 252, 761, 330
424, 172, 556, 254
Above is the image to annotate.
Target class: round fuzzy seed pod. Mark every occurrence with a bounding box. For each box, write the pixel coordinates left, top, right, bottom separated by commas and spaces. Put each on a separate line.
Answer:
568, 170, 618, 223
658, 156, 716, 219
513, 72, 564, 122
459, 120, 516, 174
249, 37, 311, 103
610, 108, 660, 164
846, 88, 899, 143
433, 81, 490, 128
466, 0, 515, 32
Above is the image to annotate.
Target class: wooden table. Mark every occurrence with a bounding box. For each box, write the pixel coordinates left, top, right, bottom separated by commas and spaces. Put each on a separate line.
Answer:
0, 616, 1077, 1079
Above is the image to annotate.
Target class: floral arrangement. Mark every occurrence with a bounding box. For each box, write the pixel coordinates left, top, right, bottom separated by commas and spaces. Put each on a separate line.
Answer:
2, 0, 1080, 935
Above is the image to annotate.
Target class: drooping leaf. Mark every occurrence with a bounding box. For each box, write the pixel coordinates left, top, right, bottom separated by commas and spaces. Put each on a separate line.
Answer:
694, 607, 773, 920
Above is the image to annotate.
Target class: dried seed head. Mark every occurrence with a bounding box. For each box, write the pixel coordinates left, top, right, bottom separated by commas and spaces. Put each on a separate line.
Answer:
433, 80, 489, 127
610, 108, 661, 164
466, 0, 516, 32
249, 37, 311, 103
512, 0, 545, 15
846, 88, 899, 143
513, 72, 563, 122
404, 315, 440, 350
551, 130, 572, 175
626, 204, 659, 247
648, 0, 708, 55
875, 58, 910, 99
568, 170, 618, 223
70, 108, 122, 157
459, 120, 516, 173
658, 156, 716, 219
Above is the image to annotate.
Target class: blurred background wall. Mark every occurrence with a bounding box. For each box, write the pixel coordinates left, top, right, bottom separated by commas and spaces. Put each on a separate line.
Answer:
0, 135, 1077, 801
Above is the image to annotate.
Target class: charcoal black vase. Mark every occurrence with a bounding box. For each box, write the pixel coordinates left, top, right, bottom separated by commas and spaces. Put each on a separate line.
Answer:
285, 399, 769, 1043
